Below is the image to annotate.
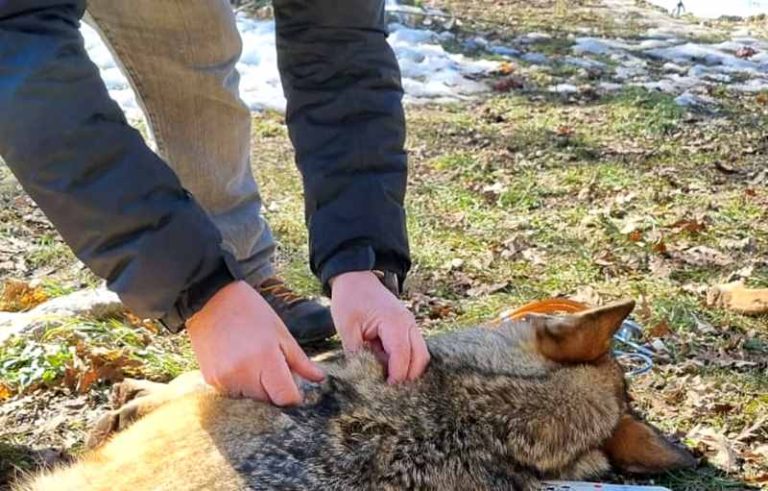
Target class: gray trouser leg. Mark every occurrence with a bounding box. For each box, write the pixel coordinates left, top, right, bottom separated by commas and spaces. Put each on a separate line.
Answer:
86, 0, 276, 285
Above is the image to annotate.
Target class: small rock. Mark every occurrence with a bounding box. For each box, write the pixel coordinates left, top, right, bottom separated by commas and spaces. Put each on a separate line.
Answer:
650, 339, 669, 353
0, 286, 123, 345
31, 287, 122, 319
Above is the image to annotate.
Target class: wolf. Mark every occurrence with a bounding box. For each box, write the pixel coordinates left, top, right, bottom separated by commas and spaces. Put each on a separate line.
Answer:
17, 300, 695, 490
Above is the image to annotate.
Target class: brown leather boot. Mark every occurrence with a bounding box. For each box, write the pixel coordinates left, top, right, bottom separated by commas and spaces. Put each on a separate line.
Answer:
255, 277, 335, 346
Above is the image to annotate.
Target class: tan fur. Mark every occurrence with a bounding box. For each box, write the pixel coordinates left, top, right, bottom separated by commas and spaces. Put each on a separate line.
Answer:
16, 300, 695, 491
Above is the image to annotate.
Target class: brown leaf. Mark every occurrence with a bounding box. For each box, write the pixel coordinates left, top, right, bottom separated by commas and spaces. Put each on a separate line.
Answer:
746, 473, 768, 484
652, 239, 668, 254
0, 382, 14, 402
493, 75, 524, 92
555, 125, 575, 137
0, 279, 48, 312
649, 320, 672, 338
744, 444, 768, 463
627, 230, 643, 242
756, 93, 768, 106
668, 219, 706, 234
498, 61, 516, 75
77, 369, 100, 394
736, 46, 758, 59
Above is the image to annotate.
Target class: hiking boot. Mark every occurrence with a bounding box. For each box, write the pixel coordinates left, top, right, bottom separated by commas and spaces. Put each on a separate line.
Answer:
255, 277, 336, 346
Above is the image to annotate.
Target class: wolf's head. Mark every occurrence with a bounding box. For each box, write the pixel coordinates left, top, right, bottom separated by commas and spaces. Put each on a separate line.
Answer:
428, 300, 696, 479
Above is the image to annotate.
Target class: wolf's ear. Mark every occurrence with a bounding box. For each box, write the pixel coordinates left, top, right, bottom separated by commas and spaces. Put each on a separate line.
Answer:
532, 300, 635, 363
603, 415, 696, 474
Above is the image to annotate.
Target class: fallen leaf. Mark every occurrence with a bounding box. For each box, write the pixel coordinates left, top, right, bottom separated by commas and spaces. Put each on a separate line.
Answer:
493, 75, 525, 92
674, 246, 733, 267
746, 444, 768, 462
628, 230, 643, 242
466, 281, 510, 297
652, 239, 668, 254
649, 255, 672, 278
649, 320, 672, 338
77, 368, 100, 394
736, 46, 758, 59
734, 415, 767, 443
756, 93, 768, 106
0, 279, 48, 312
555, 125, 575, 137
571, 285, 601, 306
0, 382, 13, 402
498, 61, 516, 75
746, 473, 768, 483
668, 219, 706, 234
687, 425, 739, 472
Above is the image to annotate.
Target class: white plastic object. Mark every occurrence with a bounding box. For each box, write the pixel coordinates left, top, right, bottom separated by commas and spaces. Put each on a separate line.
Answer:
541, 482, 671, 491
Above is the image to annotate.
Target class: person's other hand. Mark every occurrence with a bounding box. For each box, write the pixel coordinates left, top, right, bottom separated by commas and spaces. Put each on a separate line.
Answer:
330, 271, 429, 384
186, 281, 324, 406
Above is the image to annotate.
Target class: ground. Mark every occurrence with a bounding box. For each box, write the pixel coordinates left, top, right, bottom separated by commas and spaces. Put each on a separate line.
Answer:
1, 0, 767, 490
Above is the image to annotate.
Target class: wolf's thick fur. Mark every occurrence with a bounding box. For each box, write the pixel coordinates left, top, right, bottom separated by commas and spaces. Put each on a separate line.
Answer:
19, 301, 695, 491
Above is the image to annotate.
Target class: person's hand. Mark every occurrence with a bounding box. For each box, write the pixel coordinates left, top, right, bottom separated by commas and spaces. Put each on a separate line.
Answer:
186, 280, 325, 406
330, 271, 429, 384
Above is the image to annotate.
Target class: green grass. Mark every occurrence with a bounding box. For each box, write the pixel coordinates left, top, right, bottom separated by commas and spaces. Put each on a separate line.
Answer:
0, 317, 196, 392
1, 1, 766, 488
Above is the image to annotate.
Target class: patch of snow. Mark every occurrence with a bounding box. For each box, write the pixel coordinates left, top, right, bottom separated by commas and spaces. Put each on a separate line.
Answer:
640, 75, 704, 93
515, 32, 553, 44
646, 0, 768, 19
731, 78, 768, 91
82, 11, 504, 116
663, 62, 688, 73
573, 37, 632, 55
598, 82, 624, 92
614, 55, 649, 80
563, 56, 607, 69
688, 65, 733, 82
463, 36, 490, 50
489, 46, 522, 58
675, 90, 717, 107
521, 52, 550, 65
646, 42, 761, 72
549, 83, 579, 93
714, 40, 766, 52
236, 17, 285, 112
638, 38, 682, 50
